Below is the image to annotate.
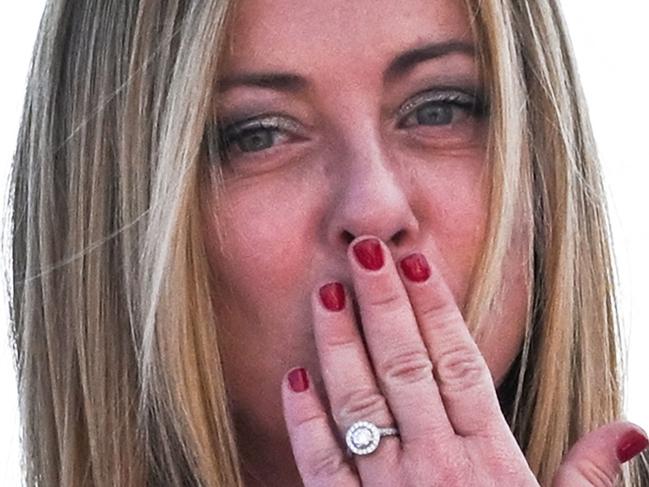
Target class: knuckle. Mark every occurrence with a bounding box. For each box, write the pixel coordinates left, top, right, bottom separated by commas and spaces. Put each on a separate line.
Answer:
290, 413, 351, 482
380, 348, 434, 386
321, 329, 358, 350
366, 289, 402, 311
436, 343, 488, 392
335, 387, 389, 425
419, 299, 458, 329
571, 461, 617, 487
303, 446, 348, 481
294, 409, 328, 430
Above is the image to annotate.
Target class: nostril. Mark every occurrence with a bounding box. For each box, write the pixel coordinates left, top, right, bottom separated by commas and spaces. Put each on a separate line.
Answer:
340, 228, 407, 248
341, 230, 355, 246
392, 229, 406, 245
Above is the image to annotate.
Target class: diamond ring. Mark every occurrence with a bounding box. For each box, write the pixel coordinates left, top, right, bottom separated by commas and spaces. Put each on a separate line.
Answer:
345, 420, 400, 456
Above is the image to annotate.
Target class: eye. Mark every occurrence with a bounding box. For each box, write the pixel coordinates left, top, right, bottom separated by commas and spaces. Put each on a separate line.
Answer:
230, 126, 280, 153
413, 102, 454, 126
217, 115, 301, 157
397, 89, 486, 129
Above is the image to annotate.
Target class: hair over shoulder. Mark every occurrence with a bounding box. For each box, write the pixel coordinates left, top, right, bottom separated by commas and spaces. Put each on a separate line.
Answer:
5, 0, 648, 485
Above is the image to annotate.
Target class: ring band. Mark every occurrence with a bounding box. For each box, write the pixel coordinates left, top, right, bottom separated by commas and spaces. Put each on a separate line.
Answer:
345, 420, 400, 456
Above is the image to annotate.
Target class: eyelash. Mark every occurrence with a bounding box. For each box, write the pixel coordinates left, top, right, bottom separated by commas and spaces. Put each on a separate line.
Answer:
215, 88, 487, 159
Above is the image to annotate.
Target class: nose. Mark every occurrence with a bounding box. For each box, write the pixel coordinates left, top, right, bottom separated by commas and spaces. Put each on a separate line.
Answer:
327, 141, 420, 253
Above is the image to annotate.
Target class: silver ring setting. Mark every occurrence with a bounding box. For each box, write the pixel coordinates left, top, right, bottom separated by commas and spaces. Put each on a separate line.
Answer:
345, 420, 399, 456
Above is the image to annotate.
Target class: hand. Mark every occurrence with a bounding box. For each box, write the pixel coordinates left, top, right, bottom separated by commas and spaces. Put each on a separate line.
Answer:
281, 237, 648, 486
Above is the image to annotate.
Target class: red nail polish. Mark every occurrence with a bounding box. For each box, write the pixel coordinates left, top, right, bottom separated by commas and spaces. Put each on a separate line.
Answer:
400, 253, 431, 282
353, 238, 384, 270
617, 429, 649, 463
319, 282, 345, 311
288, 368, 309, 393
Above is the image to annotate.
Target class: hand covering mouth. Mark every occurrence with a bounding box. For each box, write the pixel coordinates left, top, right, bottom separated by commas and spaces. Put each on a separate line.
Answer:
351, 295, 367, 342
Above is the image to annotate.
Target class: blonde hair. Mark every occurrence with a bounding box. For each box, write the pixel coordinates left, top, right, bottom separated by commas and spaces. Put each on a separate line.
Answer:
5, 0, 647, 485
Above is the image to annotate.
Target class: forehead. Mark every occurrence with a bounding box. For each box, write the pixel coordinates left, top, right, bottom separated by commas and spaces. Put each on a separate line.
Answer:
224, 0, 474, 72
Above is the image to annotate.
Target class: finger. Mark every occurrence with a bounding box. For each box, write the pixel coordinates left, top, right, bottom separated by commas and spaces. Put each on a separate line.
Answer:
312, 281, 402, 481
346, 237, 458, 447
396, 251, 508, 437
553, 421, 648, 487
281, 367, 360, 487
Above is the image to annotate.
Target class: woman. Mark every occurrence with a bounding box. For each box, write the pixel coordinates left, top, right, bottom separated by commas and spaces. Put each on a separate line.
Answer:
7, 0, 648, 485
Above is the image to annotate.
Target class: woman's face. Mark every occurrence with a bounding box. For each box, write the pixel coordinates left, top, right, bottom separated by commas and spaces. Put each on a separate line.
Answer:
201, 0, 528, 464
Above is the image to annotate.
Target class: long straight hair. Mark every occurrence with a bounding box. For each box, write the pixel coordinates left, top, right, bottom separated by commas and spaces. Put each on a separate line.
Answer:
5, 0, 647, 485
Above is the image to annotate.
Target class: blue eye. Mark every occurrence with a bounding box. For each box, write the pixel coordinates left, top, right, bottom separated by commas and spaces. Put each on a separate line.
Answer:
219, 117, 292, 154
398, 89, 486, 129
414, 102, 454, 126
230, 126, 279, 153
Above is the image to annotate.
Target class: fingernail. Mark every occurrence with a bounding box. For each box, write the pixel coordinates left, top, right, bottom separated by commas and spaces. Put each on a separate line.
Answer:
617, 428, 649, 463
319, 282, 345, 311
400, 253, 431, 282
288, 368, 309, 393
353, 238, 384, 270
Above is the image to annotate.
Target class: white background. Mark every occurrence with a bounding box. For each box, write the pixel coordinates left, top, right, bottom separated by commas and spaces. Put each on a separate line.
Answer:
1, 2, 647, 485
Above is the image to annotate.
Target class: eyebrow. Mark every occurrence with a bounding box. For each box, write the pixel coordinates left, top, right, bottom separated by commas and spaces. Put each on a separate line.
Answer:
217, 40, 475, 92
384, 40, 475, 81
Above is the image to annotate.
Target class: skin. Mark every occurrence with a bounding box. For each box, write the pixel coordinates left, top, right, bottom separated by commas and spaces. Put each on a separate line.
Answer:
200, 0, 646, 485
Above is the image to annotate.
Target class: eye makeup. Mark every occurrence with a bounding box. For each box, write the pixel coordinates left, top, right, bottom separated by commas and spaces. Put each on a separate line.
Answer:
221, 115, 301, 148
396, 87, 488, 125
207, 81, 488, 166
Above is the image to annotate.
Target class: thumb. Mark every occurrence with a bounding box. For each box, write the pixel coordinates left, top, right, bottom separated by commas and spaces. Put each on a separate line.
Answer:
553, 421, 648, 487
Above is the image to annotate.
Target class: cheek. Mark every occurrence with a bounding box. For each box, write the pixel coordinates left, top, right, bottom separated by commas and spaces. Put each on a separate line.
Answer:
200, 175, 327, 432
434, 182, 486, 267
477, 220, 531, 386
414, 160, 490, 305
202, 176, 318, 321
414, 164, 529, 385
479, 286, 528, 386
